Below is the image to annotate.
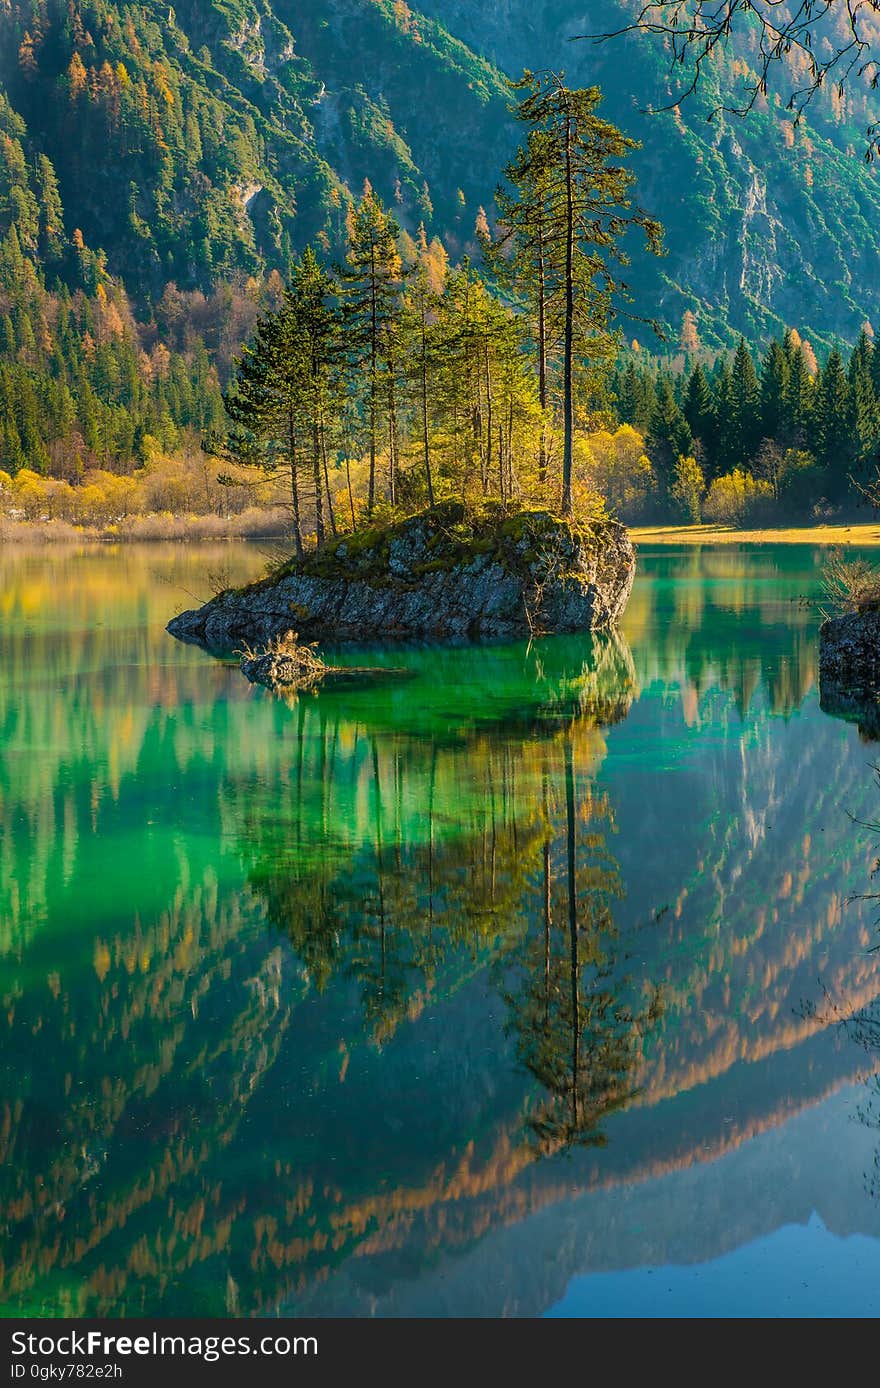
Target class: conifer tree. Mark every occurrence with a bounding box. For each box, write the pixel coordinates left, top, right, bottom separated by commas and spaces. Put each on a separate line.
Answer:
782, 331, 814, 445
341, 183, 403, 513
223, 247, 340, 555
813, 349, 853, 498
683, 363, 714, 460
728, 338, 761, 467
507, 73, 662, 516
648, 379, 692, 493
401, 225, 442, 506
759, 339, 789, 443
491, 129, 557, 483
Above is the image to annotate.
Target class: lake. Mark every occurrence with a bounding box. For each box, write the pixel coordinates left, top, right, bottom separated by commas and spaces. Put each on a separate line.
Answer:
3, 540, 880, 1318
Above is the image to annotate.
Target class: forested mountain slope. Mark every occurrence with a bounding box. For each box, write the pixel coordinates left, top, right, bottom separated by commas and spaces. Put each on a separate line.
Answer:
2, 0, 880, 351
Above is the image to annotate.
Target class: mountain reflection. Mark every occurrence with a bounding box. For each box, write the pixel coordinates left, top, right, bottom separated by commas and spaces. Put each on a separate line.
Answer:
3, 544, 880, 1317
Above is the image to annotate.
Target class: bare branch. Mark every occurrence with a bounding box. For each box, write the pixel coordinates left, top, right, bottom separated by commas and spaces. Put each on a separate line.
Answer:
581, 0, 880, 158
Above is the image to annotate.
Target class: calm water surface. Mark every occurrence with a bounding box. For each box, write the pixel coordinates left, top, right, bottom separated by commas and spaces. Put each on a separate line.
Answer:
3, 541, 880, 1317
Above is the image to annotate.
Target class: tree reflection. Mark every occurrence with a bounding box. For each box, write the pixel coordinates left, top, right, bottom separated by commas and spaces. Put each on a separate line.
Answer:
239, 634, 639, 1047
500, 740, 660, 1155
239, 631, 663, 1156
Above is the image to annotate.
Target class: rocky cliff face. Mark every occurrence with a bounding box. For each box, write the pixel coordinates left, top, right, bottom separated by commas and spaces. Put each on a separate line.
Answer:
167, 505, 635, 652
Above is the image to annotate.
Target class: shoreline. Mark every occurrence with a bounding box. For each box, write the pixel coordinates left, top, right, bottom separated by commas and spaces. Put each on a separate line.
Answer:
7, 517, 880, 548
0, 516, 290, 544
630, 522, 880, 546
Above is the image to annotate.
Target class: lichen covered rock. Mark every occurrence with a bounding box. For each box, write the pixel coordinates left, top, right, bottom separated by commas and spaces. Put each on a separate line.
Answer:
167, 503, 635, 652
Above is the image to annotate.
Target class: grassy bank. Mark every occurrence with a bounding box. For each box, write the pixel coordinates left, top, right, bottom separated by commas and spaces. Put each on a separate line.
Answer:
0, 508, 291, 543
630, 522, 880, 546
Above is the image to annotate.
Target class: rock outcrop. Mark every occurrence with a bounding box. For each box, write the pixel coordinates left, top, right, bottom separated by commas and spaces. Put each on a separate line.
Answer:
239, 633, 331, 691
819, 608, 880, 740
167, 504, 636, 653
239, 631, 415, 694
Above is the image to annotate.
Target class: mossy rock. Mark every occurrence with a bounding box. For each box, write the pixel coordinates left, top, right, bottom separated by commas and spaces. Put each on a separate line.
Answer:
167, 502, 635, 651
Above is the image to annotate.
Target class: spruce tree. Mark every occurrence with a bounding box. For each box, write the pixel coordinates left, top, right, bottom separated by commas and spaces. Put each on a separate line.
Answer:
759, 339, 789, 442
491, 129, 557, 482
813, 349, 853, 499
648, 379, 693, 494
782, 331, 814, 445
224, 247, 341, 555
728, 337, 761, 467
683, 363, 714, 459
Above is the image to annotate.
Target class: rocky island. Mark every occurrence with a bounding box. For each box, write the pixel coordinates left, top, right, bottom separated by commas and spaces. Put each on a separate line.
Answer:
167, 503, 636, 653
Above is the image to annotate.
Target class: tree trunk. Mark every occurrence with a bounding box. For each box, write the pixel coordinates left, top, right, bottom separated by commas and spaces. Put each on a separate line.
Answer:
345, 453, 356, 531
288, 408, 304, 560
368, 243, 377, 515
387, 350, 398, 507
537, 224, 548, 487
562, 105, 575, 518
320, 425, 337, 536
313, 417, 325, 546
421, 308, 435, 506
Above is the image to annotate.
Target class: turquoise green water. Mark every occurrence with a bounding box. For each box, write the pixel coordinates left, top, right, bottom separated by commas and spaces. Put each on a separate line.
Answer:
3, 541, 880, 1318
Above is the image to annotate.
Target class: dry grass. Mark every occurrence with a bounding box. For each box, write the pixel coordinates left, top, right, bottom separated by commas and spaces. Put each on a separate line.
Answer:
238, 631, 330, 690
0, 507, 291, 543
631, 522, 880, 546
821, 552, 880, 616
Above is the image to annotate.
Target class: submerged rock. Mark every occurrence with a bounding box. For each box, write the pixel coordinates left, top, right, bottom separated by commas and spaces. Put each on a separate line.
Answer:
239, 632, 414, 694
167, 503, 635, 653
240, 635, 330, 691
819, 608, 880, 739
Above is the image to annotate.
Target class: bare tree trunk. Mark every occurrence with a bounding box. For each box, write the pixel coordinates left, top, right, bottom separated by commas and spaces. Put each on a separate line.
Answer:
345, 454, 356, 531
537, 225, 549, 487
562, 104, 575, 519
421, 308, 435, 506
484, 342, 493, 500
313, 418, 325, 546
387, 354, 398, 507
320, 426, 337, 537
288, 409, 304, 559
369, 245, 378, 514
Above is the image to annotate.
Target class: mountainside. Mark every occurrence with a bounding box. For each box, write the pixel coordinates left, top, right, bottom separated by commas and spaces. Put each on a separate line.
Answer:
417, 0, 880, 350
0, 0, 510, 296
2, 0, 880, 347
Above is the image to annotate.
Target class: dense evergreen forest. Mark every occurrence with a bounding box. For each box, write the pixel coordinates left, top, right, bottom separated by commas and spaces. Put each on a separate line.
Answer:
3, 180, 880, 534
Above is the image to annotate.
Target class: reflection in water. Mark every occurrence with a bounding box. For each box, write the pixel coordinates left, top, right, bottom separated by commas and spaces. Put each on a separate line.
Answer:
500, 748, 659, 1155
2, 543, 880, 1316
